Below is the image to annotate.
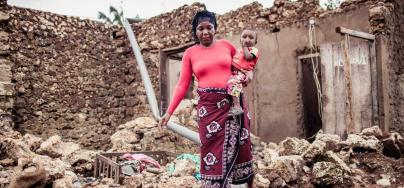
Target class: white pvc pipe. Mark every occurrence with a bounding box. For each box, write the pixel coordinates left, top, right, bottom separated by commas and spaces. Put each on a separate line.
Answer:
123, 19, 201, 145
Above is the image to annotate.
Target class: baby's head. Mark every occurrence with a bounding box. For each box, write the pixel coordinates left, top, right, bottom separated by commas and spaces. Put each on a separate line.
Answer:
240, 29, 257, 47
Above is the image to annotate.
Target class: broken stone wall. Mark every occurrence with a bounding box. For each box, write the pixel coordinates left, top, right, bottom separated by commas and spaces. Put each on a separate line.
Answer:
0, 0, 13, 130
388, 0, 404, 134
1, 0, 401, 150
2, 2, 155, 150
0, 1, 207, 150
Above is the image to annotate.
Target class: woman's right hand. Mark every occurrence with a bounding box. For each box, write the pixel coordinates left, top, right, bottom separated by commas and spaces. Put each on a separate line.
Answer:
158, 113, 171, 131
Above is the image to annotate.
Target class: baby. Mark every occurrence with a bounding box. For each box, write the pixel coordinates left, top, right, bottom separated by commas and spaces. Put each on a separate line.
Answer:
227, 29, 259, 116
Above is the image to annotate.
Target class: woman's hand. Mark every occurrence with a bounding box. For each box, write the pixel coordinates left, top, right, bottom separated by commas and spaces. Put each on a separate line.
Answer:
158, 113, 171, 131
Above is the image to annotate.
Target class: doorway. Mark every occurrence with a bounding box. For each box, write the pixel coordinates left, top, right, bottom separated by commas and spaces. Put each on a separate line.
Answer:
298, 54, 323, 139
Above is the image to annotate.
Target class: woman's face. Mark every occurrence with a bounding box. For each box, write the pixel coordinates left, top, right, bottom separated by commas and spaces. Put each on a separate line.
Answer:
196, 21, 215, 46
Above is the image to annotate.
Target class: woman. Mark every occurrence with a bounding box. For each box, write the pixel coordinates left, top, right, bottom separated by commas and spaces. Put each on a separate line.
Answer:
158, 10, 254, 188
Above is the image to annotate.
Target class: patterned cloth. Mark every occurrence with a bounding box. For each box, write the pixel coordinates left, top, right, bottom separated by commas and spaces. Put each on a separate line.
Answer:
226, 71, 247, 98
197, 88, 254, 188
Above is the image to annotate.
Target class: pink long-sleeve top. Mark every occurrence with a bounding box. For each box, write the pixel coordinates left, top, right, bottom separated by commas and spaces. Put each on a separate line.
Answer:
166, 39, 236, 115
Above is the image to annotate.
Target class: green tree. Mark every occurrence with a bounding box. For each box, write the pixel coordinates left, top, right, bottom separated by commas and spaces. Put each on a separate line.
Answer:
323, 0, 341, 10
98, 6, 124, 25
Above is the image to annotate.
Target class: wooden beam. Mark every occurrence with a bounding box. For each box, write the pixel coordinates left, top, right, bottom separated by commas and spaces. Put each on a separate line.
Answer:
369, 40, 379, 126
168, 53, 183, 61
159, 49, 168, 115
375, 36, 390, 132
162, 42, 195, 54
297, 53, 320, 60
336, 27, 375, 41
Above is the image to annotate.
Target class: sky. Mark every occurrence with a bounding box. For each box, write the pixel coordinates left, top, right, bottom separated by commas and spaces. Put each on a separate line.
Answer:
7, 0, 276, 20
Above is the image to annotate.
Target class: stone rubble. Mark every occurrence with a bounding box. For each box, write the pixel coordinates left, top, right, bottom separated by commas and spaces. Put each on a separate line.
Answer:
253, 126, 404, 188
0, 0, 403, 187
1, 112, 404, 187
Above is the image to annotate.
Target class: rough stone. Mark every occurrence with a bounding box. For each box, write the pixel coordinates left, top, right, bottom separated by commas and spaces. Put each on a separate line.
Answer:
37, 135, 80, 158
32, 154, 71, 181
376, 174, 391, 187
278, 137, 310, 156
341, 134, 383, 153
361, 126, 384, 139
302, 139, 326, 162
312, 161, 345, 186
0, 11, 9, 21
22, 134, 43, 152
170, 158, 197, 177
382, 132, 404, 158
65, 149, 99, 176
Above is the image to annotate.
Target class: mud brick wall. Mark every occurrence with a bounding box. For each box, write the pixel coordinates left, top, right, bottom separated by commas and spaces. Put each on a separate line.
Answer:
388, 0, 404, 134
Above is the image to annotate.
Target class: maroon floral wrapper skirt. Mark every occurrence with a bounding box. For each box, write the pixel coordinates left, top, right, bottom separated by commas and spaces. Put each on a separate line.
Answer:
197, 88, 254, 188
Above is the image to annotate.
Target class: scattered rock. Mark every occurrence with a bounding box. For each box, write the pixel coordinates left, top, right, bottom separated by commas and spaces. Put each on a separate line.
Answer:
170, 158, 197, 177
361, 126, 383, 139
302, 139, 326, 162
341, 134, 383, 153
278, 137, 310, 156
65, 149, 99, 176
382, 132, 404, 159
312, 161, 345, 186
22, 134, 43, 152
376, 174, 391, 187
32, 155, 71, 181
37, 135, 80, 158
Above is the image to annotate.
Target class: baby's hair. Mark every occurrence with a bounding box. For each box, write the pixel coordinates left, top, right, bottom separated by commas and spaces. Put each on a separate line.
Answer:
241, 28, 258, 44
191, 10, 218, 41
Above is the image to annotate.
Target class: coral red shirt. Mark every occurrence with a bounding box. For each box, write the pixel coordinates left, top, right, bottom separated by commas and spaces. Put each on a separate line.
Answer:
167, 40, 236, 114
232, 47, 259, 71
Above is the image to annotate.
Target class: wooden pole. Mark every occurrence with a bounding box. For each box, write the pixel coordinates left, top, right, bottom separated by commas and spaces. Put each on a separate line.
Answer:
342, 35, 354, 135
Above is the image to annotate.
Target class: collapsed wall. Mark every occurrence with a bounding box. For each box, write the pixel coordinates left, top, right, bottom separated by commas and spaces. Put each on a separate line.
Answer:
0, 1, 153, 150
0, 0, 402, 150
0, 1, 207, 150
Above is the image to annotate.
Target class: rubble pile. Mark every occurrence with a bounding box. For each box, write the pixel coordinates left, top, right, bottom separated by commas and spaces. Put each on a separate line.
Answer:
109, 116, 198, 154
2, 115, 403, 188
253, 126, 404, 187
0, 122, 99, 187
0, 114, 199, 187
